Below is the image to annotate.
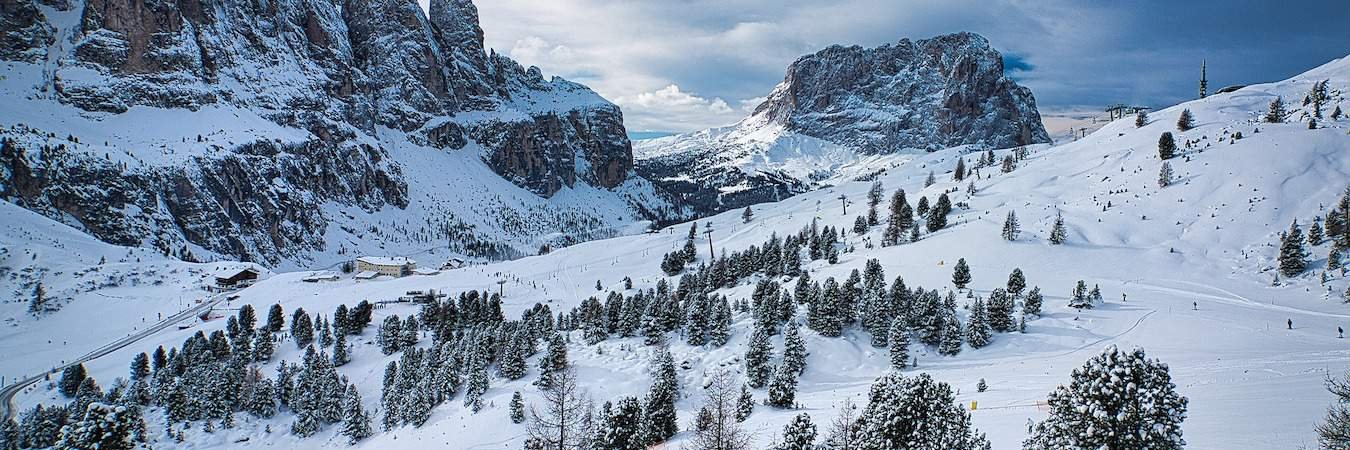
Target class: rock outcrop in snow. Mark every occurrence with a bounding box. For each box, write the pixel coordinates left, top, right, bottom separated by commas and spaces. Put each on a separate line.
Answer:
0, 0, 658, 267
636, 32, 1050, 215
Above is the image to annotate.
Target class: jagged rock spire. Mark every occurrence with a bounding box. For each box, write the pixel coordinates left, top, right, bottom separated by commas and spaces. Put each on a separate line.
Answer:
429, 0, 485, 55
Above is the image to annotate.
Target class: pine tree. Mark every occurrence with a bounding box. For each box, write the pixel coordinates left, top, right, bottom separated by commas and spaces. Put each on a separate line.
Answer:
1049, 212, 1068, 245
499, 333, 528, 380
954, 158, 967, 182
291, 309, 314, 348
767, 363, 798, 408
782, 323, 807, 375
510, 392, 527, 424
1334, 105, 1344, 120
1002, 211, 1020, 241
1317, 371, 1350, 449
54, 402, 142, 450
977, 378, 988, 392
1024, 286, 1044, 316
745, 326, 774, 388
642, 347, 679, 445
1158, 162, 1174, 188
742, 206, 754, 223
536, 333, 569, 389
854, 373, 989, 449
888, 320, 909, 370
938, 307, 963, 356
1069, 280, 1093, 309
332, 332, 350, 366
1001, 154, 1016, 173
927, 193, 951, 232
1279, 220, 1310, 277
378, 315, 403, 355
1135, 110, 1148, 128
1176, 108, 1195, 131
1006, 268, 1026, 297
59, 364, 87, 398
1329, 247, 1344, 272
1025, 346, 1187, 450
769, 415, 816, 450
1158, 132, 1177, 160
267, 303, 285, 332
596, 396, 643, 450
465, 360, 490, 413
1310, 220, 1325, 246
129, 353, 150, 381
341, 387, 372, 444
882, 189, 912, 246
951, 258, 972, 290
867, 180, 884, 226
924, 171, 936, 187
987, 288, 1014, 332
965, 298, 993, 349
1266, 96, 1286, 123
252, 328, 274, 362
735, 384, 754, 422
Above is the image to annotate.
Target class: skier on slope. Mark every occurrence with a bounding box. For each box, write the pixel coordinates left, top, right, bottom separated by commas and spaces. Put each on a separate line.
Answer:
1287, 318, 1293, 330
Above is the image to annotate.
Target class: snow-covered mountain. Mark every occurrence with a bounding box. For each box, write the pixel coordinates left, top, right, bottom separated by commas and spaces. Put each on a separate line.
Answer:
636, 32, 1051, 215
0, 0, 683, 269
5, 50, 1349, 449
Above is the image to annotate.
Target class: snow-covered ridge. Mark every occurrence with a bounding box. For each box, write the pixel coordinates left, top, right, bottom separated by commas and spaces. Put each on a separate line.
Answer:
635, 32, 1051, 216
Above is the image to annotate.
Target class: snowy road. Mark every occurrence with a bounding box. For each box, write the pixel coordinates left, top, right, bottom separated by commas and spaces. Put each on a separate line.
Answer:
0, 290, 234, 420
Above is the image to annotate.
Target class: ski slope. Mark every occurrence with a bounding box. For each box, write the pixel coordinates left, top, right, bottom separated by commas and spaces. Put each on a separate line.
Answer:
5, 55, 1350, 449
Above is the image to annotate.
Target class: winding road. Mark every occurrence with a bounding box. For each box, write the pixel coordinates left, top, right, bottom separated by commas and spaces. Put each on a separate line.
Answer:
0, 290, 235, 420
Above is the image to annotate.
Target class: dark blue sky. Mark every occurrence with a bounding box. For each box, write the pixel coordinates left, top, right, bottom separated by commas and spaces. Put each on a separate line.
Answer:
439, 0, 1350, 131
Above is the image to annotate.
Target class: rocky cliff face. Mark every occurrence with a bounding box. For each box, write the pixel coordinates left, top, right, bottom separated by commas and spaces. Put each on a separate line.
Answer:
636, 32, 1050, 215
0, 0, 652, 267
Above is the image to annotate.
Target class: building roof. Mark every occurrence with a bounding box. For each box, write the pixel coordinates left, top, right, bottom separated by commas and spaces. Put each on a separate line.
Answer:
356, 256, 416, 266
353, 271, 380, 280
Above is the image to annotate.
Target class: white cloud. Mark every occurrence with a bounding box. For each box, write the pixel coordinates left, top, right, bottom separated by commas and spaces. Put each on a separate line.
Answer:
614, 85, 743, 132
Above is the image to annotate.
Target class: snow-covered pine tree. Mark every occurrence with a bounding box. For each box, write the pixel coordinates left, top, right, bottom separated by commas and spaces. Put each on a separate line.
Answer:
742, 206, 754, 223
987, 288, 1014, 332
1002, 211, 1020, 240
1158, 132, 1177, 160
888, 320, 909, 370
510, 392, 527, 424
54, 402, 142, 450
853, 373, 989, 449
332, 332, 350, 366
867, 180, 883, 226
1025, 346, 1187, 450
1006, 268, 1026, 297
499, 332, 528, 380
1069, 280, 1092, 309
965, 298, 992, 349
400, 315, 419, 349
782, 323, 807, 375
1049, 212, 1067, 244
341, 387, 372, 444
767, 363, 798, 408
709, 297, 732, 347
938, 306, 963, 356
1310, 219, 1325, 246
1176, 108, 1195, 131
927, 193, 951, 232
951, 258, 972, 290
775, 413, 817, 450
595, 396, 643, 450
642, 347, 679, 445
853, 216, 869, 234
1279, 220, 1310, 277
745, 326, 774, 388
1024, 286, 1044, 316
536, 333, 569, 389
1159, 161, 1174, 188
377, 316, 402, 355
291, 309, 314, 348
1135, 110, 1148, 127
59, 364, 87, 398
1001, 154, 1016, 173
924, 171, 936, 187
1266, 96, 1287, 123
954, 158, 967, 182
736, 384, 754, 422
882, 189, 912, 247
252, 328, 274, 362
267, 304, 284, 332
464, 356, 490, 413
